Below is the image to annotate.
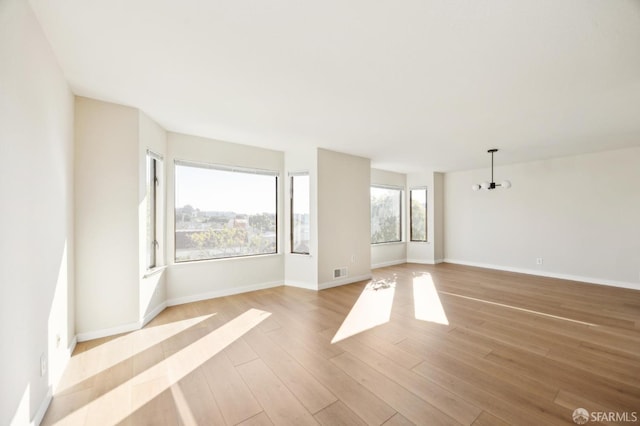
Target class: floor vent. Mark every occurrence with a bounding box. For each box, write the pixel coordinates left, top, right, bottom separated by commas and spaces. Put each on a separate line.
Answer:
333, 267, 348, 279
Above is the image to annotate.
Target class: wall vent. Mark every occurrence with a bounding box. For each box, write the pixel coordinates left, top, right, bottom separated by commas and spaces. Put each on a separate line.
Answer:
333, 267, 348, 279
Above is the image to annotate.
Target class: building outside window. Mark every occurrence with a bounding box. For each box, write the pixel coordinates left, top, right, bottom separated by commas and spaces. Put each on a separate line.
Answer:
174, 161, 278, 262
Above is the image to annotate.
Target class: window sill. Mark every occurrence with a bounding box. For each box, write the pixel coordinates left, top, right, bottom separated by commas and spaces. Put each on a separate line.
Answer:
143, 265, 167, 279
371, 241, 405, 247
172, 252, 283, 267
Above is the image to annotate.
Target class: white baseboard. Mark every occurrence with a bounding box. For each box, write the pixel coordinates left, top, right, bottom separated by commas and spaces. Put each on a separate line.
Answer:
406, 258, 438, 265
371, 259, 406, 269
76, 321, 140, 342
33, 386, 52, 426
140, 302, 167, 328
285, 280, 318, 290
444, 258, 640, 291
319, 274, 373, 290
166, 281, 283, 306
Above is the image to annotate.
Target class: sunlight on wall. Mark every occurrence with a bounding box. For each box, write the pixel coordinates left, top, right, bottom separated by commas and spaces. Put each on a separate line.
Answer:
48, 242, 69, 392
412, 274, 449, 325
10, 385, 30, 426
55, 309, 270, 425
331, 280, 396, 343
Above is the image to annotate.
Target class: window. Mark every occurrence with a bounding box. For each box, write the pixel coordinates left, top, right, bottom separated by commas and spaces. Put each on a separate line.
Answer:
371, 185, 402, 244
410, 188, 427, 242
290, 173, 310, 254
146, 152, 162, 269
174, 161, 278, 262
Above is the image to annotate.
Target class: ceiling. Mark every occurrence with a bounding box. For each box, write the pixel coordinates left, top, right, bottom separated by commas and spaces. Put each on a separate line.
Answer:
29, 0, 640, 173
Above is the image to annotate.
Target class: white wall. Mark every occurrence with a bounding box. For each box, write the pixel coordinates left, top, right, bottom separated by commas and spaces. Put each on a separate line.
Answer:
371, 168, 407, 268
138, 111, 167, 323
165, 132, 285, 304
75, 97, 140, 335
444, 147, 640, 289
284, 148, 318, 289
317, 149, 371, 288
0, 0, 74, 424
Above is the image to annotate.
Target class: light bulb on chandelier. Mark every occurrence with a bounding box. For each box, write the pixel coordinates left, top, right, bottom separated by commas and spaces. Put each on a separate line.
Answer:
472, 149, 511, 191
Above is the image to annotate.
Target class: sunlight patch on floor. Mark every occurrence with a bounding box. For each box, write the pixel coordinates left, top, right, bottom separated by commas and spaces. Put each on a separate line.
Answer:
439, 291, 596, 326
58, 314, 216, 394
331, 280, 396, 344
413, 274, 449, 325
54, 309, 271, 425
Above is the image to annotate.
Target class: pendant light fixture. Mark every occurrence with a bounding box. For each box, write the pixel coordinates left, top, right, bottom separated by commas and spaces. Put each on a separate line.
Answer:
472, 149, 511, 191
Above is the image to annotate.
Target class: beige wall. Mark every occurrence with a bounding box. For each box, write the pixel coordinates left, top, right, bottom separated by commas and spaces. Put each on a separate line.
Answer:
0, 0, 74, 423
444, 147, 640, 289
317, 149, 371, 287
75, 97, 140, 335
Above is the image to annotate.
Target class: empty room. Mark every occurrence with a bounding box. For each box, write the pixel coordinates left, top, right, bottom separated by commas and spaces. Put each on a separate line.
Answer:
2, 0, 640, 425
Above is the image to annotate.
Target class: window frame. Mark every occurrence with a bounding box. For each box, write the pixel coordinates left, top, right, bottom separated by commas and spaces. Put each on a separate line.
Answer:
370, 184, 403, 245
146, 151, 162, 270
290, 172, 310, 255
173, 159, 279, 263
409, 187, 428, 242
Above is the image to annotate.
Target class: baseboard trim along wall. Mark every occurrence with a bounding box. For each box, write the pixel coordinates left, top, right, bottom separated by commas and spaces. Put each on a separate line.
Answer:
285, 280, 318, 290
76, 321, 140, 342
33, 386, 53, 426
444, 258, 640, 291
371, 259, 406, 269
319, 273, 373, 290
166, 280, 283, 307
141, 302, 168, 328
406, 258, 444, 265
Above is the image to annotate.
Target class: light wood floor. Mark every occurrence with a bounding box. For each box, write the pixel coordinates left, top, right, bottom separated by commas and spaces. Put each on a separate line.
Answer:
43, 263, 640, 425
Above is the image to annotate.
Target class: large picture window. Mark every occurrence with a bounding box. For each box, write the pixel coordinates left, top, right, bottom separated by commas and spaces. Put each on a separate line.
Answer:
174, 161, 278, 262
290, 173, 310, 254
410, 188, 427, 242
371, 185, 402, 244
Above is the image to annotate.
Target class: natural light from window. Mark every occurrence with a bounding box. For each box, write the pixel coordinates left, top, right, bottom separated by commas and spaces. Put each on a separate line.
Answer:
331, 279, 396, 343
175, 162, 277, 262
370, 186, 402, 244
412, 274, 449, 325
53, 308, 271, 425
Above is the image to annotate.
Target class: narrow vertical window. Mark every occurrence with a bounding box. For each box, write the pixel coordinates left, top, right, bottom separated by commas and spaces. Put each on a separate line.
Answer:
410, 188, 427, 242
371, 186, 402, 244
146, 152, 162, 269
291, 173, 310, 254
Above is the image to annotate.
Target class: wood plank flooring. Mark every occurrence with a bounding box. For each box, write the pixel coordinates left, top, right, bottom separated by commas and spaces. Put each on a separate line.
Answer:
42, 263, 640, 425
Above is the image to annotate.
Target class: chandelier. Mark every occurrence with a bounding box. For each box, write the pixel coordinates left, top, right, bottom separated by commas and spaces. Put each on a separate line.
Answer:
472, 149, 511, 191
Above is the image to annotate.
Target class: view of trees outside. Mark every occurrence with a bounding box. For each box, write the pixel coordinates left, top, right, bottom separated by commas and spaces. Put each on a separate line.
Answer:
371, 186, 402, 244
175, 164, 277, 261
291, 174, 310, 254
410, 188, 427, 241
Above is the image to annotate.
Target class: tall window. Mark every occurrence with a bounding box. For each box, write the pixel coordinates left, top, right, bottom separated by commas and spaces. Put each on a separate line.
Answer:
410, 188, 427, 242
174, 161, 278, 262
371, 186, 402, 244
146, 152, 162, 269
290, 173, 310, 254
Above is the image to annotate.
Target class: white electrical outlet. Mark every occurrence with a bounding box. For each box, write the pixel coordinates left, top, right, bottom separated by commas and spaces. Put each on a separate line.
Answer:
536, 258, 543, 265
40, 353, 47, 377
